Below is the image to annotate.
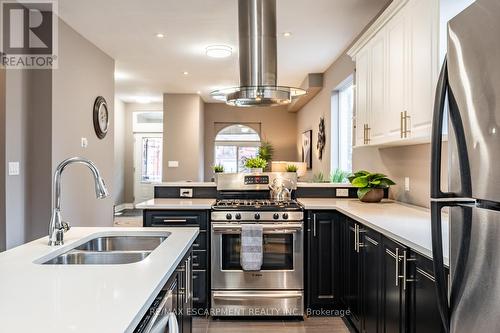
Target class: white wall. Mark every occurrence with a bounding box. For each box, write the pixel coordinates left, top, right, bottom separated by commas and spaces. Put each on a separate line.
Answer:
114, 98, 126, 205
0, 66, 6, 251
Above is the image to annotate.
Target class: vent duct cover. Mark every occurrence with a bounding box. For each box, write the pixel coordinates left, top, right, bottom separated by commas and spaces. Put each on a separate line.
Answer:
211, 0, 306, 107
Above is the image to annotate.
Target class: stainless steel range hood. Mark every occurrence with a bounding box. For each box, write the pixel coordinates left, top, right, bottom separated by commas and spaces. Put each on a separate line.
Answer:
211, 0, 306, 107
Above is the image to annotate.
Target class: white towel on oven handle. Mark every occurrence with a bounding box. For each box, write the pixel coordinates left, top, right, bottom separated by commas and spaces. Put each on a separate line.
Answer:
240, 223, 263, 271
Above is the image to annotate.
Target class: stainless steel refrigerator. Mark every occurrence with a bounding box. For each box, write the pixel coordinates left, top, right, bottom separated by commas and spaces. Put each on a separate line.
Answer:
431, 0, 500, 332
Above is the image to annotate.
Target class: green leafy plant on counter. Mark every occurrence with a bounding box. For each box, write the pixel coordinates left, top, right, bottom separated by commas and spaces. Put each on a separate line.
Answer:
244, 156, 268, 169
312, 172, 326, 182
348, 170, 396, 199
286, 164, 298, 172
258, 141, 274, 163
330, 168, 350, 183
213, 164, 224, 173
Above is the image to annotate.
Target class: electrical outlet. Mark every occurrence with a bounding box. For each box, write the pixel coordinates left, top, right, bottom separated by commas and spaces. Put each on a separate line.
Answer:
168, 161, 179, 168
180, 188, 193, 198
404, 177, 410, 192
336, 188, 349, 197
8, 162, 19, 176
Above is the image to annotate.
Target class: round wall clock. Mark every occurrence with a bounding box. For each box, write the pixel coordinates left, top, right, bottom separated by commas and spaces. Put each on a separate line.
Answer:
93, 96, 109, 139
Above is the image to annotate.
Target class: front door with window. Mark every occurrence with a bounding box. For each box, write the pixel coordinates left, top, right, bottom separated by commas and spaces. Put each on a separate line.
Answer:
134, 133, 162, 204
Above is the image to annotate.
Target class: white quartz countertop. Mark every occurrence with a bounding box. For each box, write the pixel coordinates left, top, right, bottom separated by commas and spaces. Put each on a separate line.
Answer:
136, 198, 215, 210
0, 227, 198, 333
297, 198, 449, 265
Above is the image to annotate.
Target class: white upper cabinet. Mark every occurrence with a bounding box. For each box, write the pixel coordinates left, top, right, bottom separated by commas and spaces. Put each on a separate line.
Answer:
348, 0, 445, 147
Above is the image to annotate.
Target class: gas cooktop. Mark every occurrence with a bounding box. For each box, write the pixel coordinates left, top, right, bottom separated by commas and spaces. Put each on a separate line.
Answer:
212, 199, 302, 211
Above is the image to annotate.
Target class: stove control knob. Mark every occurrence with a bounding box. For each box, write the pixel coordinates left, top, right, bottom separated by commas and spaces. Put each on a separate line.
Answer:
226, 213, 232, 220
282, 213, 289, 220
273, 213, 280, 220
235, 213, 242, 220
254, 213, 261, 220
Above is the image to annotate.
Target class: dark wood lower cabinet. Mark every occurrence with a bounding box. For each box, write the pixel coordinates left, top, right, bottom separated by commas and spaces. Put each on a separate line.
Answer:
361, 229, 382, 333
307, 211, 340, 310
306, 211, 445, 333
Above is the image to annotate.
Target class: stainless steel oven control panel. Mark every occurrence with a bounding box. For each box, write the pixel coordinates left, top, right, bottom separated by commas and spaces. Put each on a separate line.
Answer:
211, 211, 303, 222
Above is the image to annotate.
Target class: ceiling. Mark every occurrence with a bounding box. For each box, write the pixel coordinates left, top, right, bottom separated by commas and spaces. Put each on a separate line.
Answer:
58, 0, 388, 103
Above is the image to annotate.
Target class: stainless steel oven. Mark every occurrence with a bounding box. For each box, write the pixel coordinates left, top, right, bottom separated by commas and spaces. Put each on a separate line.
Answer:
210, 173, 304, 317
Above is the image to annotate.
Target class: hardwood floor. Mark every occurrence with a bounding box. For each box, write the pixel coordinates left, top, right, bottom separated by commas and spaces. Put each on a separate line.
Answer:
193, 317, 350, 333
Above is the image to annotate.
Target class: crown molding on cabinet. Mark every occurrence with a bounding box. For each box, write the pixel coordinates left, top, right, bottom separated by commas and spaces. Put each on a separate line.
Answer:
347, 0, 410, 58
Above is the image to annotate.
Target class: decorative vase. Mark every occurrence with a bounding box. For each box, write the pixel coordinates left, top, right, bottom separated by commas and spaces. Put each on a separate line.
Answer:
360, 188, 384, 203
250, 168, 263, 173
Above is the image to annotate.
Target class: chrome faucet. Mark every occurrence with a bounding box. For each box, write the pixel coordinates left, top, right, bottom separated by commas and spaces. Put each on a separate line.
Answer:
48, 157, 109, 246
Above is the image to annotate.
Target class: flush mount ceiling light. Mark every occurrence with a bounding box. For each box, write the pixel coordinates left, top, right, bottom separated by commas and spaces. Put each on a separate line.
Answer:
135, 96, 153, 104
183, 71, 189, 75
155, 33, 165, 38
282, 32, 292, 37
206, 45, 232, 58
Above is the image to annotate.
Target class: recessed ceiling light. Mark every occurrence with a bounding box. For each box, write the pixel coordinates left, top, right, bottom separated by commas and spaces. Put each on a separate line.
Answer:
156, 33, 165, 38
206, 45, 232, 58
197, 91, 201, 94
114, 71, 130, 81
283, 32, 292, 37
183, 71, 189, 75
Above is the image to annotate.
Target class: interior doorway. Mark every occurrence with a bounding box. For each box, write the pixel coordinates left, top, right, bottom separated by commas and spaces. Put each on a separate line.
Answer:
133, 133, 163, 204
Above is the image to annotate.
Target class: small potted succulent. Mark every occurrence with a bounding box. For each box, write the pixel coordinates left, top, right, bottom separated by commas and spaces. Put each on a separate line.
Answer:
348, 170, 396, 203
286, 164, 298, 173
212, 164, 224, 182
244, 157, 268, 173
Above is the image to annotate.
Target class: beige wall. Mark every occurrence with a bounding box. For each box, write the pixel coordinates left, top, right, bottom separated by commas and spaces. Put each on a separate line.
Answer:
296, 54, 355, 180
50, 20, 115, 231
204, 103, 298, 181
163, 94, 204, 182
0, 66, 5, 251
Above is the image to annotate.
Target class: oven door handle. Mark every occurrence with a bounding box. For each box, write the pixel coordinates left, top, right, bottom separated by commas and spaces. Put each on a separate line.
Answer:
212, 223, 303, 234
212, 292, 303, 299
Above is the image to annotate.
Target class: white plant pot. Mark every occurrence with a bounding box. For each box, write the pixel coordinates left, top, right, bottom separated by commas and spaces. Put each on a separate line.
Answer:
249, 168, 263, 173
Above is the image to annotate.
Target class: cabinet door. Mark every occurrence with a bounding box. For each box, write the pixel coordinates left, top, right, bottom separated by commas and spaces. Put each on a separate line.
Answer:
361, 229, 382, 333
355, 48, 370, 146
386, 8, 408, 140
343, 219, 362, 331
307, 211, 340, 309
369, 32, 387, 145
410, 254, 445, 333
408, 0, 438, 138
381, 238, 407, 333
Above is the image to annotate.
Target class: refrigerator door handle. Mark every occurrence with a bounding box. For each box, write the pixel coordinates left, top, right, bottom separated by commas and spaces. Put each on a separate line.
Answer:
430, 58, 472, 199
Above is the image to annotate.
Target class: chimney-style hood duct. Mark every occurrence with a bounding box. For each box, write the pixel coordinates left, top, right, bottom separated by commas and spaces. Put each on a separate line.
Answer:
211, 0, 306, 107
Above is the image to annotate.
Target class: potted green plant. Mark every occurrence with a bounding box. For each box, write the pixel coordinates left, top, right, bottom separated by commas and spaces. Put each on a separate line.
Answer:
330, 168, 350, 183
244, 157, 268, 173
286, 164, 298, 173
348, 170, 396, 203
258, 141, 274, 171
213, 164, 224, 173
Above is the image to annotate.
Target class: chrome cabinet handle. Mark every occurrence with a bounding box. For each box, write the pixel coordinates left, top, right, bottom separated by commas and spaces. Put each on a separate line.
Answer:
162, 219, 188, 223
185, 257, 191, 304
313, 214, 317, 237
395, 248, 400, 286
355, 224, 359, 252
401, 250, 417, 290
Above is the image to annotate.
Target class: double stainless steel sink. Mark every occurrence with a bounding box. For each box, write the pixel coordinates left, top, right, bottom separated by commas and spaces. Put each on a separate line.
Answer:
42, 235, 169, 265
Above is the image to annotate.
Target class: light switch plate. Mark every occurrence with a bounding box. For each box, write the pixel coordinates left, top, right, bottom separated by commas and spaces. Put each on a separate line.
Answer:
81, 137, 88, 148
168, 161, 179, 168
8, 162, 20, 176
336, 188, 349, 197
404, 177, 410, 192
180, 188, 193, 198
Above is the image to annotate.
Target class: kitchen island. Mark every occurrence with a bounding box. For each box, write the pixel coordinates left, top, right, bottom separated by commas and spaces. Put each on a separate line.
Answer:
0, 227, 198, 333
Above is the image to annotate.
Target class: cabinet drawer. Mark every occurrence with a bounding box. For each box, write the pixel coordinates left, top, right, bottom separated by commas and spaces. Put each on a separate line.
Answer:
193, 270, 207, 306
192, 231, 207, 251
192, 250, 207, 270
145, 210, 208, 229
